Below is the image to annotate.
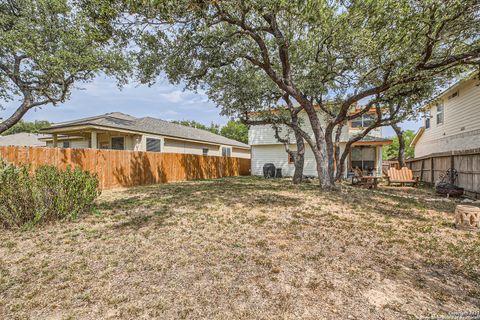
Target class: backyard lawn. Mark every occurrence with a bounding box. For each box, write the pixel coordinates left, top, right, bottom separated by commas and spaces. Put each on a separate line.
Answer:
1, 177, 479, 319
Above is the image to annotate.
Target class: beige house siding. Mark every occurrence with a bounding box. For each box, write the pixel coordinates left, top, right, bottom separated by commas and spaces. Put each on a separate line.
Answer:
44, 132, 250, 158
163, 138, 220, 156
414, 78, 480, 158
46, 139, 89, 149
232, 147, 250, 159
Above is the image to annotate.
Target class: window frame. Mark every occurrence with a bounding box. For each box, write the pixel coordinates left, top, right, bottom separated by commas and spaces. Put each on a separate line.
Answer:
62, 141, 70, 148
221, 146, 232, 157
350, 146, 376, 173
351, 113, 375, 129
111, 136, 125, 150
425, 110, 431, 129
202, 148, 209, 156
146, 137, 161, 152
288, 152, 295, 164
436, 101, 444, 126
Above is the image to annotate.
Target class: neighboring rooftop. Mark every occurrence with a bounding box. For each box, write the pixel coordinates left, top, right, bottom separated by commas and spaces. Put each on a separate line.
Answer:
42, 112, 250, 148
0, 132, 48, 147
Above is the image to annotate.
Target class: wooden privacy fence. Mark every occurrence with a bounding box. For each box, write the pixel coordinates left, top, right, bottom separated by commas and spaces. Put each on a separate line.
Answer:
0, 146, 251, 190
406, 149, 480, 198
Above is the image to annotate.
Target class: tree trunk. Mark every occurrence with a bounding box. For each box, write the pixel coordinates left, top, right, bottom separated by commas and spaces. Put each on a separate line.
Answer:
336, 141, 352, 181
392, 124, 406, 167
299, 103, 335, 190
291, 127, 305, 184
0, 99, 33, 134
309, 144, 334, 189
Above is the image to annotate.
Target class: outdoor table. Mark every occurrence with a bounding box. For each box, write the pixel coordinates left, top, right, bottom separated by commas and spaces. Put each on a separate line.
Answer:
359, 176, 382, 189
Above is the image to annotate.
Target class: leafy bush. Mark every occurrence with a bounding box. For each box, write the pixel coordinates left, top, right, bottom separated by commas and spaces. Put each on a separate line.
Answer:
0, 160, 99, 229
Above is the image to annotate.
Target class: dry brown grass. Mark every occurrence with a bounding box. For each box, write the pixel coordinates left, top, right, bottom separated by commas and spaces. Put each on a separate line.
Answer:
1, 177, 479, 319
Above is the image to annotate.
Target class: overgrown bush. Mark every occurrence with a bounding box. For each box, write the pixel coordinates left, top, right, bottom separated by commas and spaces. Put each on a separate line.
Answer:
0, 160, 99, 229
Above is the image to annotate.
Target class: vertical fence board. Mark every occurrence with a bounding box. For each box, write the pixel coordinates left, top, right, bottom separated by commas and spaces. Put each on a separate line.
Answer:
0, 146, 251, 189
407, 152, 480, 198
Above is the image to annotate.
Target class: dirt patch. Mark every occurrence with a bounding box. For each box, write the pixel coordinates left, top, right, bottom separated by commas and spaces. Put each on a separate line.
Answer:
1, 177, 479, 319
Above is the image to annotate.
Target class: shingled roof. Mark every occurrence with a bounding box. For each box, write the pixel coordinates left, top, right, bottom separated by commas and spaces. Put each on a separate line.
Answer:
43, 112, 250, 148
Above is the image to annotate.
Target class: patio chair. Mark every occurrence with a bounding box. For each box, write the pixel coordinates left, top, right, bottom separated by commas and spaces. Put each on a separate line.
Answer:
386, 167, 419, 187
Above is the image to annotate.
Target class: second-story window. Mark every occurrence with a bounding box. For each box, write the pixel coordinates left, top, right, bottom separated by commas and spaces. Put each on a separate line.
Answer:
425, 110, 431, 129
351, 114, 375, 128
436, 102, 444, 125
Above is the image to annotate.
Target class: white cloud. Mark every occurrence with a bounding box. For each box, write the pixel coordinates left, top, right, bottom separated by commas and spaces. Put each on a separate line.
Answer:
159, 90, 185, 103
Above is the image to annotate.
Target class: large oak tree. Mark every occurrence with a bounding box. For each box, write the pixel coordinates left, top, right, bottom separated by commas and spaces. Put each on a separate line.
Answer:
0, 0, 127, 133
131, 0, 480, 189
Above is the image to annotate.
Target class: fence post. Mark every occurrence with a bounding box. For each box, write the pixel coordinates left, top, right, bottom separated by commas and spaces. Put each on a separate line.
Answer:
450, 154, 455, 184
430, 157, 435, 184
420, 159, 425, 182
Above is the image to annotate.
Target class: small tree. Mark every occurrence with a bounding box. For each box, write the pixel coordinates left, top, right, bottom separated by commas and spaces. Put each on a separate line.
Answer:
383, 129, 416, 163
1, 120, 51, 135
0, 0, 127, 134
220, 120, 248, 144
172, 120, 220, 134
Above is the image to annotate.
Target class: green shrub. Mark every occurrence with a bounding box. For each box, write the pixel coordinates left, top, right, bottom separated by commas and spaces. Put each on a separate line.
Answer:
0, 160, 99, 229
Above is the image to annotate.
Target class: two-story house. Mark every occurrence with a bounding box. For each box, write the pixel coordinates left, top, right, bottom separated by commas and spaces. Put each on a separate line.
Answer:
411, 73, 480, 158
249, 107, 392, 178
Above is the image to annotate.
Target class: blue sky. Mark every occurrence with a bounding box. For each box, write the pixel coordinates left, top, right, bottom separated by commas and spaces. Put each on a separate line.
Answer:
0, 75, 421, 137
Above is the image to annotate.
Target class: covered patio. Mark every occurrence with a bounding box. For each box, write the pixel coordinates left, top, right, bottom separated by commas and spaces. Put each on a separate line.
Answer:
41, 125, 144, 151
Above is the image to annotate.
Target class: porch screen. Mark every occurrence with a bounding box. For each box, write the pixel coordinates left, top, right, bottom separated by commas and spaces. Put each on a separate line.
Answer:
351, 147, 375, 171
111, 137, 125, 150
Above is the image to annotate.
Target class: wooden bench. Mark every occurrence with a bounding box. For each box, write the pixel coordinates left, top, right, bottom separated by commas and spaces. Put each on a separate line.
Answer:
386, 167, 419, 186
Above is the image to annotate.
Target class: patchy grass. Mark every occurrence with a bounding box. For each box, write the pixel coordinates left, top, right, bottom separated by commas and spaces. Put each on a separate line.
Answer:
1, 177, 479, 319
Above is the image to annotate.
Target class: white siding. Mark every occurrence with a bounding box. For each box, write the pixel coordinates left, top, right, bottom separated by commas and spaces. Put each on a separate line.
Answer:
249, 111, 382, 146
251, 144, 382, 177
251, 144, 318, 177
415, 79, 480, 157
251, 144, 354, 177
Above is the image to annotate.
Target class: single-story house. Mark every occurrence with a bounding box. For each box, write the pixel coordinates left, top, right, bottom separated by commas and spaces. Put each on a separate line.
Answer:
40, 112, 250, 158
0, 132, 47, 147
411, 72, 480, 158
249, 107, 392, 177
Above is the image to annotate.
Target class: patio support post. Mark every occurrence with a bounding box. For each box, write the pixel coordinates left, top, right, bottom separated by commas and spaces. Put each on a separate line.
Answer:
91, 131, 97, 149
53, 134, 58, 148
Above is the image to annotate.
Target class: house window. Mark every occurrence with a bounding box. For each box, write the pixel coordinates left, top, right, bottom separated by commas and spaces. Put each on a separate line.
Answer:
288, 153, 295, 164
221, 146, 231, 157
351, 147, 376, 173
436, 102, 444, 125
111, 137, 125, 150
62, 141, 70, 148
351, 114, 375, 128
425, 110, 431, 129
202, 148, 209, 156
146, 138, 161, 152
